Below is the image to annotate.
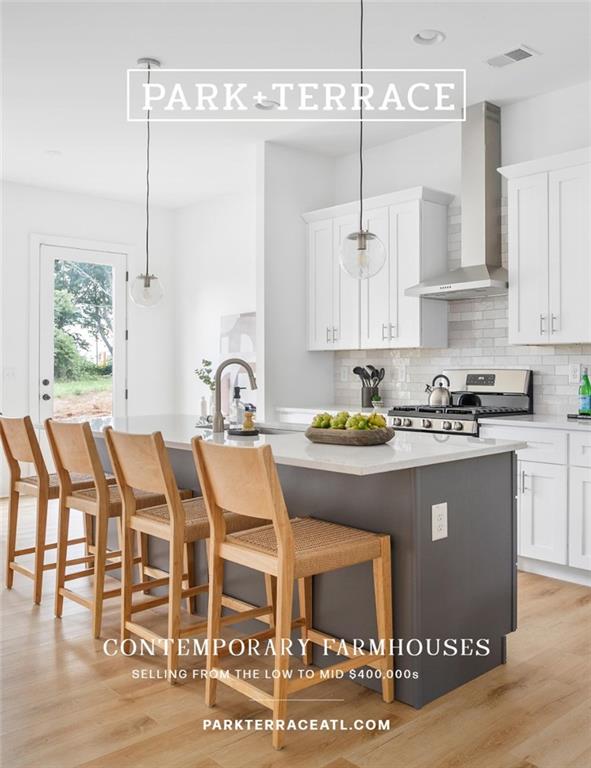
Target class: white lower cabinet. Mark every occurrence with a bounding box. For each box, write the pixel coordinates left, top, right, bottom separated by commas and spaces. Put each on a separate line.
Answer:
569, 466, 591, 571
518, 460, 567, 565
480, 423, 591, 581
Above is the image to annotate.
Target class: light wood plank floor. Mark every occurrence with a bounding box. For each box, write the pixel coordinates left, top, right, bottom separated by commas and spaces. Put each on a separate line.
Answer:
1, 496, 590, 768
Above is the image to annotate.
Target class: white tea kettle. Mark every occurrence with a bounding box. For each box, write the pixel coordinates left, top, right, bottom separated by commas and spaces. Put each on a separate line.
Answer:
425, 374, 451, 407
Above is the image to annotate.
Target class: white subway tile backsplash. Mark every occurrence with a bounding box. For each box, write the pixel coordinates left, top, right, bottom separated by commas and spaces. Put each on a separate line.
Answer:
333, 203, 591, 414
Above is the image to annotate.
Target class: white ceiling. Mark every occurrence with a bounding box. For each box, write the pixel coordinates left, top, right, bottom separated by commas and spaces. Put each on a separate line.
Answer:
2, 1, 590, 207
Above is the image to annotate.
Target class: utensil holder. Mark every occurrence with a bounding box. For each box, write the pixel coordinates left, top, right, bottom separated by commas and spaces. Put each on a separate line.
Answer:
362, 387, 379, 408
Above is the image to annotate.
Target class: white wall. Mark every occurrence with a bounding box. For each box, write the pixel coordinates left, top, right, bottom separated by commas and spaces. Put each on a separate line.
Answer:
501, 81, 591, 165
174, 179, 257, 415
257, 142, 336, 421
1, 181, 178, 421
333, 81, 591, 205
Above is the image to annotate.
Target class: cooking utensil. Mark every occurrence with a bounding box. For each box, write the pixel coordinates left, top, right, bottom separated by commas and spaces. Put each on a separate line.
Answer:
425, 374, 451, 407
353, 366, 368, 387
378, 367, 385, 383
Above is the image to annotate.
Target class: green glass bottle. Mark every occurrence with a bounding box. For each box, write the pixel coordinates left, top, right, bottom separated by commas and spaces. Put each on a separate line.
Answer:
579, 367, 591, 415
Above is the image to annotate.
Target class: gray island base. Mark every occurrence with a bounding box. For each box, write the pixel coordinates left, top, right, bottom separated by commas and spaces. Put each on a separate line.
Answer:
90, 418, 522, 709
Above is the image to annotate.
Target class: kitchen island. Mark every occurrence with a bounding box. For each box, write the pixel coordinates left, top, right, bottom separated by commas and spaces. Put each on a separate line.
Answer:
88, 414, 526, 709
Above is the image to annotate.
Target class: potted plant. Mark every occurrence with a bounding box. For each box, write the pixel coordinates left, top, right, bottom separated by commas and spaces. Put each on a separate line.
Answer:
371, 392, 383, 410
195, 359, 215, 416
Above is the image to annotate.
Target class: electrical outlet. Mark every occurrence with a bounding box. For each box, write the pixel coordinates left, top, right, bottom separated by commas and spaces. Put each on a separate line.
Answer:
339, 366, 349, 383
569, 363, 581, 385
432, 502, 448, 541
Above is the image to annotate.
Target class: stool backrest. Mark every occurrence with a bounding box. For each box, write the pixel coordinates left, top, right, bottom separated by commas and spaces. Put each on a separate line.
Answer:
45, 419, 107, 495
104, 427, 185, 532
0, 415, 48, 483
192, 438, 293, 555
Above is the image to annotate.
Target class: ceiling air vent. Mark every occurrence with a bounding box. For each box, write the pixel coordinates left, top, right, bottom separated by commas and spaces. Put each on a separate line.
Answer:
486, 45, 538, 68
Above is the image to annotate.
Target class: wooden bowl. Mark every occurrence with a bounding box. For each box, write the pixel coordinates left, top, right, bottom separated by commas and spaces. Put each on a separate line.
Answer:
304, 426, 396, 446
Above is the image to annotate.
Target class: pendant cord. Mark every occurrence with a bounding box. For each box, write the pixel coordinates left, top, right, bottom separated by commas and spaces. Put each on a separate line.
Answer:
359, 0, 364, 233
145, 64, 151, 277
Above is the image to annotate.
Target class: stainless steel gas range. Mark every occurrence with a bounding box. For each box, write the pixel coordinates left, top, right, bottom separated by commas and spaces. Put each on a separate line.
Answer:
387, 369, 533, 436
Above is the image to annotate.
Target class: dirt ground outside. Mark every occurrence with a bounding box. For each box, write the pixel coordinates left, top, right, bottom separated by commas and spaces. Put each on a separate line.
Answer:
53, 377, 112, 420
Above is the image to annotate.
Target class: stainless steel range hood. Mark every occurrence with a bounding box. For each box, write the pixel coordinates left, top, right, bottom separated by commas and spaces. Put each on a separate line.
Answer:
406, 101, 508, 300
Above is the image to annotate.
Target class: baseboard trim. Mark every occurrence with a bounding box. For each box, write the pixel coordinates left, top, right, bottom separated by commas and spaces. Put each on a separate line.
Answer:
518, 557, 591, 587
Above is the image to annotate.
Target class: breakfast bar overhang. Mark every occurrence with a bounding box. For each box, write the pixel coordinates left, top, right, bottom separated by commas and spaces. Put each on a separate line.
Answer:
89, 415, 527, 709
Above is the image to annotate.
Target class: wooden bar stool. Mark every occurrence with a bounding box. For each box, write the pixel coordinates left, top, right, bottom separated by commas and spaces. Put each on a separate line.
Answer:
192, 438, 394, 750
45, 418, 180, 638
104, 427, 272, 680
0, 415, 112, 604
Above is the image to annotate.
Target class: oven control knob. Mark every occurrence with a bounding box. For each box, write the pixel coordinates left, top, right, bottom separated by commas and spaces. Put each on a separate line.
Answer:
442, 420, 452, 430
393, 418, 402, 427
402, 418, 412, 428
422, 419, 432, 428
453, 421, 464, 431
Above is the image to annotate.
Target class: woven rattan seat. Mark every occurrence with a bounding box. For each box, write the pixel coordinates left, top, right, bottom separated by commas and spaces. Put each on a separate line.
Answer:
19, 472, 114, 500
228, 517, 383, 577
70, 483, 190, 517
135, 496, 263, 542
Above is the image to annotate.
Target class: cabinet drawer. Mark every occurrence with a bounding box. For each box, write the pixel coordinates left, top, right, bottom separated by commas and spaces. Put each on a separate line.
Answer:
480, 426, 567, 464
570, 432, 591, 469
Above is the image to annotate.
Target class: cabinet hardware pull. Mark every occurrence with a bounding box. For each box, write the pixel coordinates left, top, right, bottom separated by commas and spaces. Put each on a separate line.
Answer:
326, 327, 331, 343
389, 323, 396, 339
539, 314, 546, 335
332, 327, 338, 342
520, 469, 527, 494
381, 323, 388, 340
551, 314, 558, 334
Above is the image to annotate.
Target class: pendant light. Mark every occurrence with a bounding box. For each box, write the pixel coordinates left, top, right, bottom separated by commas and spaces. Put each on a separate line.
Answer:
340, 0, 386, 281
130, 57, 164, 307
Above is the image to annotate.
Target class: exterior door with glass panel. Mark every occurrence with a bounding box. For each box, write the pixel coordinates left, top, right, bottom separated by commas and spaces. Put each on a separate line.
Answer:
36, 244, 127, 424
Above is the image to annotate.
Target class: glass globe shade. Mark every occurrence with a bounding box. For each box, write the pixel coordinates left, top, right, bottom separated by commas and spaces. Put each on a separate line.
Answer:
130, 274, 164, 307
340, 230, 386, 280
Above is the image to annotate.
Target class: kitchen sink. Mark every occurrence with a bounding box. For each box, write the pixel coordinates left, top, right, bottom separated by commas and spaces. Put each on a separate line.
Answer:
194, 423, 294, 436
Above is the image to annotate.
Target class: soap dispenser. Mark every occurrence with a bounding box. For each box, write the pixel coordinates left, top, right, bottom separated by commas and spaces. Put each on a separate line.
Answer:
229, 386, 246, 426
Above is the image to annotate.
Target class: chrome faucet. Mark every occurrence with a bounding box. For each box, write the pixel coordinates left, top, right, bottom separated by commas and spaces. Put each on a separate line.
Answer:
212, 358, 257, 433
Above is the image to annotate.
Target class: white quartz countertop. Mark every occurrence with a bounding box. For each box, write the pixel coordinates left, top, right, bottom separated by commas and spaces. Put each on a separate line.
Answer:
86, 414, 526, 477
481, 414, 591, 432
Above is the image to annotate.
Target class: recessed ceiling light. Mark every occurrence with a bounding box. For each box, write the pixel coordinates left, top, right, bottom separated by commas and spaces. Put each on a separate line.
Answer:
44, 149, 63, 157
413, 29, 446, 46
254, 98, 280, 111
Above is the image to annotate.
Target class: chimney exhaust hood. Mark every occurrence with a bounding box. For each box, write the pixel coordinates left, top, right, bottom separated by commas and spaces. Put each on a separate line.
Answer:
405, 101, 508, 301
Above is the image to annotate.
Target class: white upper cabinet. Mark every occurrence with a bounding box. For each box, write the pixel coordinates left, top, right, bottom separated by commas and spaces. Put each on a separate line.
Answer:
548, 163, 591, 343
305, 187, 452, 351
332, 214, 361, 350
307, 219, 335, 350
500, 148, 591, 345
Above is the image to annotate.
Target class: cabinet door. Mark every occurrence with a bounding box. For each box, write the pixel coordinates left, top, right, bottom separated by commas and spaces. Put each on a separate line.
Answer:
518, 461, 567, 564
360, 207, 390, 349
391, 200, 422, 347
332, 214, 360, 350
569, 466, 591, 571
548, 163, 591, 343
307, 219, 334, 350
507, 173, 549, 344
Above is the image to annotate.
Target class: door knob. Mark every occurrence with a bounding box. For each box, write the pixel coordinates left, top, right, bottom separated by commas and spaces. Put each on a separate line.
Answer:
41, 394, 51, 401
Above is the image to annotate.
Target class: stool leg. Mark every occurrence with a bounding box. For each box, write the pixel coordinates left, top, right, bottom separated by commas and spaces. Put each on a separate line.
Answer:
272, 565, 294, 750
264, 574, 277, 629
92, 513, 108, 639
298, 577, 313, 665
183, 543, 196, 614
5, 489, 19, 589
205, 551, 224, 707
139, 533, 150, 593
121, 523, 134, 641
167, 535, 184, 681
33, 488, 49, 604
83, 514, 93, 556
54, 502, 70, 618
373, 536, 394, 704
